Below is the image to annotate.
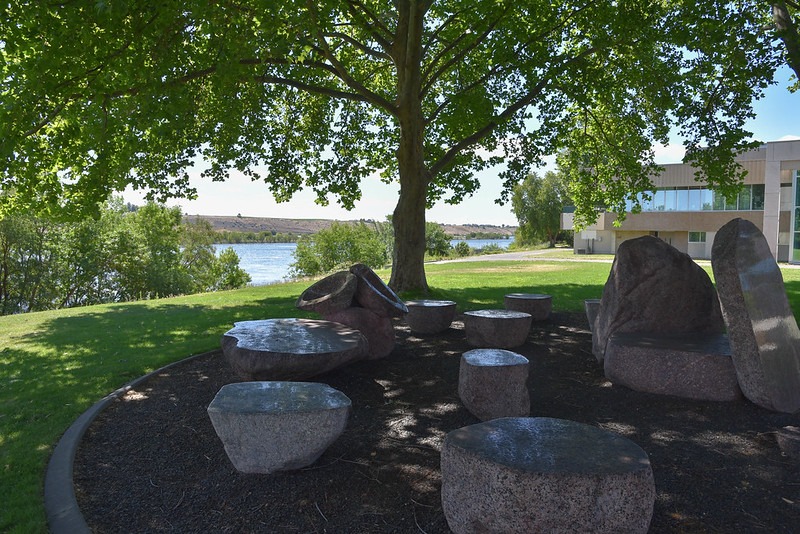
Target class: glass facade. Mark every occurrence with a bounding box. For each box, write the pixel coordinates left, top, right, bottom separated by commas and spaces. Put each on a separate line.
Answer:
688, 231, 706, 243
625, 185, 766, 212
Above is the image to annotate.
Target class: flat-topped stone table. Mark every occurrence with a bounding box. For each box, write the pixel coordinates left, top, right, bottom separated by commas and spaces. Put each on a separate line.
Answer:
463, 309, 532, 348
604, 332, 742, 402
504, 293, 552, 320
207, 381, 351, 474
221, 319, 367, 381
405, 299, 457, 334
458, 349, 530, 421
441, 417, 655, 533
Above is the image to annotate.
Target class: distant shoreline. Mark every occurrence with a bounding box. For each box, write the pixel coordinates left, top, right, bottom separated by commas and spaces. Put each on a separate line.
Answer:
186, 214, 517, 238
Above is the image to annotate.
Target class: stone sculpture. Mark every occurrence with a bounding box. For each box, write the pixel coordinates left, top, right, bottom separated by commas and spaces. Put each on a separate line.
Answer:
711, 218, 800, 413
593, 236, 725, 362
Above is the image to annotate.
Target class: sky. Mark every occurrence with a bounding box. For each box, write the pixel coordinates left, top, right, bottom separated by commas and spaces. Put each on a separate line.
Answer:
124, 67, 800, 227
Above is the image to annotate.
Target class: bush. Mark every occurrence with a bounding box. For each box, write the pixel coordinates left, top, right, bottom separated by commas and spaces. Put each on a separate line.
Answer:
290, 222, 390, 277
452, 241, 472, 257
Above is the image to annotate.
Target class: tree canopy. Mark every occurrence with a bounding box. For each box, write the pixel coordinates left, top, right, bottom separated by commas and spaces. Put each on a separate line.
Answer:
0, 1, 787, 291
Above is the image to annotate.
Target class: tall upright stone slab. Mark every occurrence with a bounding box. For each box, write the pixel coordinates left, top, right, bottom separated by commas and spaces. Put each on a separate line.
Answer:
593, 236, 725, 362
711, 218, 800, 413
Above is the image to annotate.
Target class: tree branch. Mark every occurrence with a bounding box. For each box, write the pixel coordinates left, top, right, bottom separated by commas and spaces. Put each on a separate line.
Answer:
324, 31, 392, 60
773, 2, 800, 79
343, 0, 393, 51
306, 0, 397, 114
421, 7, 510, 97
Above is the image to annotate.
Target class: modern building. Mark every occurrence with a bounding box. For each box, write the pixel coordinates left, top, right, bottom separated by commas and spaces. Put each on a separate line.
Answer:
562, 139, 800, 261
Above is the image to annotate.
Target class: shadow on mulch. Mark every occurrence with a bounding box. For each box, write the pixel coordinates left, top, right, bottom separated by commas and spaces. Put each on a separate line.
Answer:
74, 312, 800, 533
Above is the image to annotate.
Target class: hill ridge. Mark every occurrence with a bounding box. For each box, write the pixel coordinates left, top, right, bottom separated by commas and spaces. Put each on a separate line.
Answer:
186, 214, 516, 237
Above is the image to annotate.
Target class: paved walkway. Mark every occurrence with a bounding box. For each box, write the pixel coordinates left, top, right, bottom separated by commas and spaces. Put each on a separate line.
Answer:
431, 250, 614, 264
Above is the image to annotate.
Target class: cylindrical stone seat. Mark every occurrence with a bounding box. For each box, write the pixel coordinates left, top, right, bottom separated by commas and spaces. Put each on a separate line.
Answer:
207, 381, 351, 474
585, 298, 601, 331
441, 417, 655, 533
458, 349, 530, 421
504, 293, 552, 320
405, 299, 457, 334
463, 309, 532, 348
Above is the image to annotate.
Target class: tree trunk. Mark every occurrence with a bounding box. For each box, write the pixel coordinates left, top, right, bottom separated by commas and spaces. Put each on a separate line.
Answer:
389, 0, 429, 294
774, 2, 800, 80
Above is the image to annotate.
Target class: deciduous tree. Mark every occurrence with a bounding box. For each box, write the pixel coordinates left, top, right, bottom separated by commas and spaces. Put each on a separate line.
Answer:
512, 171, 570, 248
0, 1, 784, 292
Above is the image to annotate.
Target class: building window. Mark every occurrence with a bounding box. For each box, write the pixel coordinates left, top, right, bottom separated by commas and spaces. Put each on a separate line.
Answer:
625, 185, 765, 213
688, 231, 706, 243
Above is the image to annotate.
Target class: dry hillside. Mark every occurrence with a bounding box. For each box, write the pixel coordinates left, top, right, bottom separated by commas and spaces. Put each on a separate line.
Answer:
186, 214, 516, 237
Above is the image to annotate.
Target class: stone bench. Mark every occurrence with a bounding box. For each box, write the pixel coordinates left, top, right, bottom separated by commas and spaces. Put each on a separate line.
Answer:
441, 417, 655, 533
207, 381, 351, 474
404, 299, 457, 334
221, 318, 367, 381
463, 309, 532, 348
458, 349, 529, 421
604, 332, 742, 402
504, 293, 552, 320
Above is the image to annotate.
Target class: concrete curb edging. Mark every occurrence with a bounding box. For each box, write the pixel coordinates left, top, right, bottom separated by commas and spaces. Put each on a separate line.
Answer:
44, 351, 218, 534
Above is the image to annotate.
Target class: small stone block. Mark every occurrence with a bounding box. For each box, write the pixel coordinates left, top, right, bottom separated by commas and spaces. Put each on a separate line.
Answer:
463, 309, 532, 348
441, 417, 655, 533
207, 382, 351, 474
777, 426, 800, 461
604, 332, 742, 402
585, 298, 601, 331
458, 349, 530, 421
405, 299, 457, 334
504, 293, 552, 320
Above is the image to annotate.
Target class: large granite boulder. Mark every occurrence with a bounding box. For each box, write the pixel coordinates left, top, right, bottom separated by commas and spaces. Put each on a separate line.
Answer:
593, 236, 725, 362
711, 218, 800, 413
322, 306, 395, 360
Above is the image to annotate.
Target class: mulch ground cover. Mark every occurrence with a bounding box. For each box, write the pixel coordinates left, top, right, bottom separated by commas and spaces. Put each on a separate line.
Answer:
74, 311, 800, 532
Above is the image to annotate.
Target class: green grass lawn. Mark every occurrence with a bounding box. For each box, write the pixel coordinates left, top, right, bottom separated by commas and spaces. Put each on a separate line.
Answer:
3, 259, 800, 532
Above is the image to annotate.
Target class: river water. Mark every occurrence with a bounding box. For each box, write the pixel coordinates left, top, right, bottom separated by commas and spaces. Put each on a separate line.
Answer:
216, 238, 514, 286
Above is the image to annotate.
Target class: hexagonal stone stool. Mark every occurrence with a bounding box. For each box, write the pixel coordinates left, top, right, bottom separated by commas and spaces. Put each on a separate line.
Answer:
221, 318, 367, 381
207, 381, 351, 474
405, 299, 457, 334
504, 293, 552, 320
458, 349, 530, 421
441, 417, 655, 533
463, 309, 532, 348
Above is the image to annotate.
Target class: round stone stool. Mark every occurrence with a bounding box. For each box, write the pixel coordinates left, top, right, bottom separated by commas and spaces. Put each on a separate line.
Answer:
208, 381, 351, 474
441, 417, 655, 533
504, 293, 552, 320
463, 309, 532, 348
458, 349, 530, 421
405, 299, 457, 334
585, 298, 602, 331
